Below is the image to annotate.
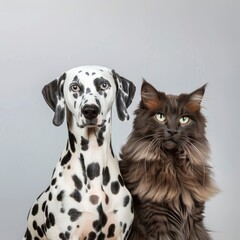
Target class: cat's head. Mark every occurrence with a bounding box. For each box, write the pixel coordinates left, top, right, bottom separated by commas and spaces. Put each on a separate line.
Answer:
128, 80, 209, 162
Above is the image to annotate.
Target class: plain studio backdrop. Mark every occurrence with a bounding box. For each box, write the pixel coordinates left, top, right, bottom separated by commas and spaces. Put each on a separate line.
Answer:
0, 0, 239, 239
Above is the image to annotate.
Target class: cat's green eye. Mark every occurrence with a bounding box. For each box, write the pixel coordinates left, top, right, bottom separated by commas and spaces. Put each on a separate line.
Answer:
179, 116, 190, 125
156, 113, 166, 123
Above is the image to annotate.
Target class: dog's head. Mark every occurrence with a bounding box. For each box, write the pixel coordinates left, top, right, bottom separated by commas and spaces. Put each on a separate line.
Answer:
42, 66, 136, 127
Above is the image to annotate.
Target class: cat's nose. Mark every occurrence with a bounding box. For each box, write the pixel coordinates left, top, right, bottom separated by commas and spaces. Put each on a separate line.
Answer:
167, 129, 178, 136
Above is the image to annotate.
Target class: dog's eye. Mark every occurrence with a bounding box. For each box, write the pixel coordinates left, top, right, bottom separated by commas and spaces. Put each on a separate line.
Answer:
70, 84, 80, 92
100, 82, 110, 90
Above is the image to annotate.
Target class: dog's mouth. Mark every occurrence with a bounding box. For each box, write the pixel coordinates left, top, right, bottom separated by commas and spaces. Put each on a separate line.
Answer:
77, 119, 106, 128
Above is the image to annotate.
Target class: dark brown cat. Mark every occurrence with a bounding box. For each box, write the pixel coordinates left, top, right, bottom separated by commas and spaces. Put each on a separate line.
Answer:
120, 80, 218, 240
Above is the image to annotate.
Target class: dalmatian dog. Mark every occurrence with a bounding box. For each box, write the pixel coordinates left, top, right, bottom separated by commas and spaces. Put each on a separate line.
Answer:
23, 66, 135, 240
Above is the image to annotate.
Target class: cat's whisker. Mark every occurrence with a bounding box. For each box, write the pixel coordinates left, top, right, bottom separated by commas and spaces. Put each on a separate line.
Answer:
180, 142, 194, 173
143, 138, 158, 176
130, 133, 156, 145
181, 141, 207, 186
185, 137, 210, 152
185, 140, 208, 163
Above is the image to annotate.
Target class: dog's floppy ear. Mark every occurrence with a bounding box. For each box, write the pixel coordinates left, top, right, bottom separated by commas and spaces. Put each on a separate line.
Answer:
42, 73, 66, 126
112, 70, 136, 121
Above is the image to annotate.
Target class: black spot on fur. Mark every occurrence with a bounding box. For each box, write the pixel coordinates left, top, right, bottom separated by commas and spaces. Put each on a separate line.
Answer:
68, 131, 77, 152
81, 136, 89, 151
46, 217, 50, 229
70, 189, 82, 202
95, 98, 101, 109
41, 224, 46, 235
33, 220, 37, 230
118, 175, 124, 186
93, 220, 101, 232
110, 141, 114, 157
49, 212, 55, 226
73, 93, 78, 99
97, 125, 106, 146
86, 87, 91, 94
72, 175, 83, 190
57, 190, 65, 201
103, 167, 110, 186
32, 204, 38, 216
98, 233, 105, 240
61, 151, 72, 166
37, 226, 44, 237
105, 194, 109, 205
124, 228, 131, 240
107, 224, 116, 238
97, 204, 107, 227
87, 162, 100, 180
34, 237, 40, 240
123, 195, 130, 207
73, 75, 78, 82
123, 223, 127, 233
51, 178, 57, 186
88, 231, 97, 240
48, 192, 52, 201
111, 181, 120, 194
59, 232, 70, 240
131, 198, 134, 213
85, 72, 89, 76
90, 195, 99, 205
93, 77, 110, 95
68, 208, 82, 222
45, 206, 48, 218
42, 201, 47, 212
79, 154, 87, 184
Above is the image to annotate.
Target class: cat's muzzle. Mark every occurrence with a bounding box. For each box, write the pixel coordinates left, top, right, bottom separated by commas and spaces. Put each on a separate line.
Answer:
163, 140, 178, 151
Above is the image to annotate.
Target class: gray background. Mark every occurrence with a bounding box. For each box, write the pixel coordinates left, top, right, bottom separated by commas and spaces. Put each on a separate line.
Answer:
0, 0, 239, 239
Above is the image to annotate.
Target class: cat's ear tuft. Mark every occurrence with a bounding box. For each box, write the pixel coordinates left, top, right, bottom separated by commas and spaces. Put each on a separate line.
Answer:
186, 84, 207, 112
141, 79, 162, 110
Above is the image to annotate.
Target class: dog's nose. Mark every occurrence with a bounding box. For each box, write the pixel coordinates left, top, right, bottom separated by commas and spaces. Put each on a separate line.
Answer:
82, 104, 99, 120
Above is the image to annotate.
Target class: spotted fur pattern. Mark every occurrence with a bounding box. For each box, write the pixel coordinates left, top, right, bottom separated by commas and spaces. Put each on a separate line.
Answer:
23, 66, 135, 240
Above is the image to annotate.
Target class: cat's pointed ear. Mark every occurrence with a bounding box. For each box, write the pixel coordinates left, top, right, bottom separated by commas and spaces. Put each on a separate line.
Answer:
42, 73, 66, 126
186, 84, 207, 112
141, 79, 163, 110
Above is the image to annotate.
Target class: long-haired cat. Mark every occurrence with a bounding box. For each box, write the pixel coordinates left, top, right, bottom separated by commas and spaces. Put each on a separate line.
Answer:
120, 80, 218, 240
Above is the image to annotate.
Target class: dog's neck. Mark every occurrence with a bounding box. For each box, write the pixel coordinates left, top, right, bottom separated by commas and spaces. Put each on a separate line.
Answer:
65, 109, 114, 165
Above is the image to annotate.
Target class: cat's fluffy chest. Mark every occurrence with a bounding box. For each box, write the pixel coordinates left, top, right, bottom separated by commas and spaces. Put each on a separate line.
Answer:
122, 156, 215, 213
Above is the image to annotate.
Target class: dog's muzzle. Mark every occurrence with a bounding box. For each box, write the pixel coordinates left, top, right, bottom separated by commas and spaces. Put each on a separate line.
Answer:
81, 104, 100, 126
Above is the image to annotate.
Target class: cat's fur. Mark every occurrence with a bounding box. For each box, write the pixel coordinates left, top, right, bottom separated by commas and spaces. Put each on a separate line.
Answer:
120, 80, 218, 240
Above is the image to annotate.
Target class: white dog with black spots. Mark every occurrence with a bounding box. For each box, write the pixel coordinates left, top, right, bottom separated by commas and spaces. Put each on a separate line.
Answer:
23, 66, 135, 240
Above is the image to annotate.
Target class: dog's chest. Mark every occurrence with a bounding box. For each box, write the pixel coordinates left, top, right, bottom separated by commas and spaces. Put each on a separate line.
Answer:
49, 148, 130, 224
44, 152, 132, 239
